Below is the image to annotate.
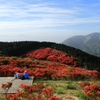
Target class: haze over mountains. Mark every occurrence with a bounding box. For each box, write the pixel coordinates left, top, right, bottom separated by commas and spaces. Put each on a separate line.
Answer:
62, 32, 100, 56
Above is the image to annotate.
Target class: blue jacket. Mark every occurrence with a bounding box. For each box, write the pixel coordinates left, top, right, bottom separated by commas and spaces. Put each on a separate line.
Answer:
23, 72, 29, 79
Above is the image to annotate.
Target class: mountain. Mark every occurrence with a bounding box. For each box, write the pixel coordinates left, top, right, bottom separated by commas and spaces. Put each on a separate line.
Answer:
62, 32, 100, 56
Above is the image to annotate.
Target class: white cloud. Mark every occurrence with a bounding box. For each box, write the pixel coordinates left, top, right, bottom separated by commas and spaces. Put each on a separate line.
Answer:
0, 2, 76, 19
0, 0, 100, 43
0, 16, 100, 32
0, 0, 99, 23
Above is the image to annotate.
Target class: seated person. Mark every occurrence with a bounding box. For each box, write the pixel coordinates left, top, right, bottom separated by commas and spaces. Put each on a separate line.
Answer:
22, 70, 29, 79
14, 71, 23, 79
14, 73, 17, 79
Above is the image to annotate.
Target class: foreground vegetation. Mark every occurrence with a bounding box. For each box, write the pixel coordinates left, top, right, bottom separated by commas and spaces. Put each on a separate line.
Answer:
1, 79, 100, 100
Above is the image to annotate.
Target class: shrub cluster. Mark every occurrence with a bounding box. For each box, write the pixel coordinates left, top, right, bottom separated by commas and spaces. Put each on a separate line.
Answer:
3, 83, 59, 100
80, 81, 100, 100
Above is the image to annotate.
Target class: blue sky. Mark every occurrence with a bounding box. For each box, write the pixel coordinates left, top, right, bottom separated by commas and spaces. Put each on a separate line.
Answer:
0, 0, 100, 43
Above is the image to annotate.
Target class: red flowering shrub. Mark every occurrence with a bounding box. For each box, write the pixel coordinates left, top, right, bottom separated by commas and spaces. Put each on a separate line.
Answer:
0, 54, 99, 81
23, 47, 79, 67
4, 83, 59, 100
1, 82, 12, 93
0, 47, 100, 81
1, 82, 12, 89
42, 87, 54, 97
80, 82, 100, 100
79, 81, 90, 87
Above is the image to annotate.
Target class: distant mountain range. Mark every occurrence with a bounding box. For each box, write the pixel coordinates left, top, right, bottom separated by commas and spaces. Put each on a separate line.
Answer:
62, 32, 100, 56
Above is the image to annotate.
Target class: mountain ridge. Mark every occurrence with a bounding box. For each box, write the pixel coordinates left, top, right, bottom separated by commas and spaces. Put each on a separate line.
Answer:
62, 32, 100, 56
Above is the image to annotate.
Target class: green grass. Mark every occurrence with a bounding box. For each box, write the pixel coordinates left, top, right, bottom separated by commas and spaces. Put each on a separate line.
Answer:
34, 80, 100, 100
75, 91, 89, 100
0, 97, 6, 100
34, 80, 44, 83
54, 88, 64, 94
96, 81, 100, 85
65, 84, 76, 89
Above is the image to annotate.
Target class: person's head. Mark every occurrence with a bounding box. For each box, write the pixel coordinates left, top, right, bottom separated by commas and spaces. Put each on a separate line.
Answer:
15, 71, 17, 74
18, 71, 20, 73
24, 70, 27, 73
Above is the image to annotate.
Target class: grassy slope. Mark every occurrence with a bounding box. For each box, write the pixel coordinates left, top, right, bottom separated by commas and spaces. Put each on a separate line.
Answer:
34, 79, 100, 100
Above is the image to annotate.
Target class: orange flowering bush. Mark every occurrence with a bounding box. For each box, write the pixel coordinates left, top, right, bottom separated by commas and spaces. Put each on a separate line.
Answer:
0, 47, 100, 81
4, 83, 59, 100
80, 81, 100, 100
1, 82, 12, 94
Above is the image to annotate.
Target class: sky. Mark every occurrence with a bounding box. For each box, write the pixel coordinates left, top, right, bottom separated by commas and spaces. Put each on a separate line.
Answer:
0, 0, 100, 43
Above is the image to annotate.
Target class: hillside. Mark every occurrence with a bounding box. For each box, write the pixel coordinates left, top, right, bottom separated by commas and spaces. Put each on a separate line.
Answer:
62, 32, 100, 56
1, 48, 100, 100
0, 41, 100, 71
0, 47, 99, 80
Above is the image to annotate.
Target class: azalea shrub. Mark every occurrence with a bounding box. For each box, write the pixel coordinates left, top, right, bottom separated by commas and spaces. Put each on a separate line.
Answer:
23, 47, 80, 67
79, 81, 100, 100
0, 47, 100, 81
1, 82, 12, 93
3, 83, 59, 100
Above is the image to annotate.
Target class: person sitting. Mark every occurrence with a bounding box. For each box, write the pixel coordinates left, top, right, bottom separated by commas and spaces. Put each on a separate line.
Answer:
14, 72, 17, 79
22, 70, 29, 80
14, 71, 23, 79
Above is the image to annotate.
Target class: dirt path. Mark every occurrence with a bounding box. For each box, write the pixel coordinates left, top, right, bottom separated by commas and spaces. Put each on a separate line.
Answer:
0, 77, 33, 93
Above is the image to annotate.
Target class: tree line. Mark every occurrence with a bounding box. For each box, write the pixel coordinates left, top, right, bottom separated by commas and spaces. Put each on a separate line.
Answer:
52, 43, 100, 71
